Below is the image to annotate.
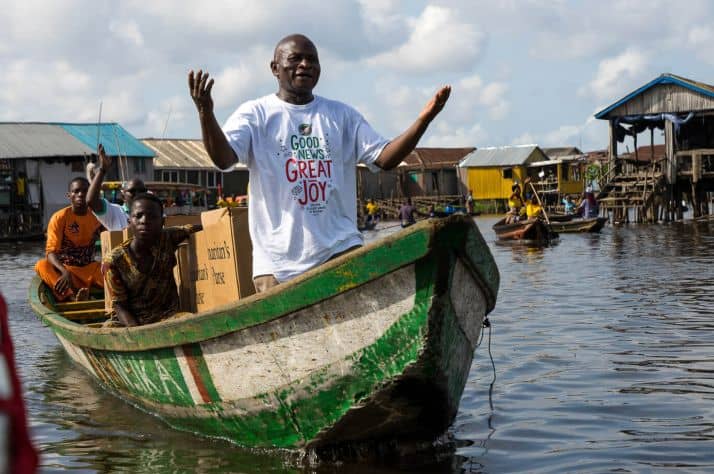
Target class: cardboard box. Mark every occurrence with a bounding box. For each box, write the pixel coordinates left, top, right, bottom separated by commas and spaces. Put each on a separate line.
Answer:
173, 240, 196, 313
164, 214, 202, 228
121, 226, 134, 242
190, 207, 254, 313
100, 230, 125, 261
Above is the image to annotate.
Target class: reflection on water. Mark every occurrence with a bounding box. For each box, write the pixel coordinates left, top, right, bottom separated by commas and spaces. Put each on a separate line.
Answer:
3, 217, 714, 472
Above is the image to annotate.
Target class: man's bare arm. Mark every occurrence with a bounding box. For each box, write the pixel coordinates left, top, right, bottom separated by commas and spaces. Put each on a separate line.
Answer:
188, 70, 238, 170
47, 252, 71, 294
375, 85, 451, 171
87, 144, 110, 212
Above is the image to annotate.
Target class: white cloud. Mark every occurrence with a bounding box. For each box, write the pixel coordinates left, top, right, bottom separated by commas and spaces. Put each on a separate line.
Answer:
451, 74, 510, 121
510, 132, 536, 146
580, 48, 649, 100
368, 5, 485, 73
688, 25, 714, 46
511, 114, 610, 151
145, 96, 190, 138
423, 121, 488, 147
110, 19, 145, 47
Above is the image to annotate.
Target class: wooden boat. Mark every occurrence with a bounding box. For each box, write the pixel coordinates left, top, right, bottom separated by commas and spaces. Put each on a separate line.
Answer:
492, 217, 558, 243
357, 218, 377, 231
545, 213, 574, 222
29, 215, 499, 451
548, 217, 608, 233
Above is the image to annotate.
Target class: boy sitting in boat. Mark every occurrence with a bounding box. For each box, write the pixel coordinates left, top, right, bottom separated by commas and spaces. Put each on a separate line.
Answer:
35, 177, 104, 302
103, 193, 201, 326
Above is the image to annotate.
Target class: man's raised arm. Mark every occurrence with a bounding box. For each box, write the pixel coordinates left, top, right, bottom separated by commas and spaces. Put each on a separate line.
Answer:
188, 70, 238, 170
87, 143, 110, 212
375, 85, 451, 171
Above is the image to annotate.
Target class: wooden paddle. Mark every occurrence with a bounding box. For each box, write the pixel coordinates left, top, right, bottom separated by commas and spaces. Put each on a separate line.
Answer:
528, 182, 550, 224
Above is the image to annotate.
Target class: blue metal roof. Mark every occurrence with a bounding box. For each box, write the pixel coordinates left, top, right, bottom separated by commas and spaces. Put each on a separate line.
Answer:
595, 74, 714, 120
56, 123, 155, 157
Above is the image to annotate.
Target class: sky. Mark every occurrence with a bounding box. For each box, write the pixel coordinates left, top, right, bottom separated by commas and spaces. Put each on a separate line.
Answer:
1, 0, 713, 153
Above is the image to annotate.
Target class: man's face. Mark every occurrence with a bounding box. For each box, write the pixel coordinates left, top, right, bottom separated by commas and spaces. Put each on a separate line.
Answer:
122, 180, 147, 206
271, 37, 320, 98
68, 181, 89, 210
129, 198, 163, 240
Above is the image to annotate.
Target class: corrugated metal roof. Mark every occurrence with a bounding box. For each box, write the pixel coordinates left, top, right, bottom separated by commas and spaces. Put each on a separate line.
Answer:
543, 146, 582, 158
57, 123, 155, 157
402, 147, 476, 170
595, 73, 714, 119
142, 138, 247, 170
0, 123, 94, 159
458, 145, 545, 167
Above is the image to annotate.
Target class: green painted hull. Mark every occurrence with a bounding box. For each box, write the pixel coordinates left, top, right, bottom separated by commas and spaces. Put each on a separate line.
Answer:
29, 216, 499, 449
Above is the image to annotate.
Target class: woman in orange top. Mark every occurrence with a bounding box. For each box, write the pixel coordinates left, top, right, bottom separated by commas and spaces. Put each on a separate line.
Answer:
35, 177, 104, 301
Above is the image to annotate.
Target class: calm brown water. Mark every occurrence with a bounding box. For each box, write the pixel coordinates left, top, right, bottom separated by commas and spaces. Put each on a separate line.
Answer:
3, 216, 714, 473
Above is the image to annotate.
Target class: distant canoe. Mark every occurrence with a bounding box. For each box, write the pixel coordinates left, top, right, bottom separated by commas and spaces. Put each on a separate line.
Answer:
492, 217, 558, 243
357, 219, 377, 231
546, 213, 574, 222
548, 217, 608, 233
29, 215, 500, 450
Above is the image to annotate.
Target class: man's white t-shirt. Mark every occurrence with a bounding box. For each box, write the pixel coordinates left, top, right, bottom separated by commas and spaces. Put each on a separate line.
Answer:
93, 198, 129, 231
222, 94, 389, 282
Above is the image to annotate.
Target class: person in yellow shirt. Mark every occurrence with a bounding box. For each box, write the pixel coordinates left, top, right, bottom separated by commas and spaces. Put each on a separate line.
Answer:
525, 193, 544, 219
505, 183, 524, 224
365, 199, 379, 225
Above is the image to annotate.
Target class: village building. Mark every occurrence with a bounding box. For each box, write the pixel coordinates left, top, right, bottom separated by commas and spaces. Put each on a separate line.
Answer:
458, 145, 549, 208
595, 73, 714, 221
0, 122, 153, 239
527, 146, 587, 205
142, 138, 249, 204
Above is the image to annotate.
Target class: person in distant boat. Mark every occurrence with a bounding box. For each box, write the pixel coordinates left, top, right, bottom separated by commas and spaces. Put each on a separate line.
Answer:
365, 198, 380, 225
188, 34, 450, 293
35, 177, 104, 302
399, 198, 417, 227
103, 193, 202, 327
525, 193, 544, 219
86, 144, 147, 231
505, 182, 524, 224
578, 188, 599, 218
562, 194, 576, 215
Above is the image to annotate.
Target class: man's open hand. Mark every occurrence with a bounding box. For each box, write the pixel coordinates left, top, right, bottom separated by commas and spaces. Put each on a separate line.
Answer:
188, 70, 215, 115
419, 85, 451, 123
97, 143, 112, 172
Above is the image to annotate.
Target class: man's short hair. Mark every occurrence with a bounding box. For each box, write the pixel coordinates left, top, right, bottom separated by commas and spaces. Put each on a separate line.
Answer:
131, 192, 164, 214
69, 176, 90, 190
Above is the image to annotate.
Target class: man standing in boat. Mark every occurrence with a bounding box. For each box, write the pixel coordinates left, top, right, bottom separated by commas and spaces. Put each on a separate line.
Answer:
189, 34, 450, 292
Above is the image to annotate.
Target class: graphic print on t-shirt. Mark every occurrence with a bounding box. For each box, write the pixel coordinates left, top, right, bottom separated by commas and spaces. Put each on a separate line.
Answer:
283, 122, 333, 215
